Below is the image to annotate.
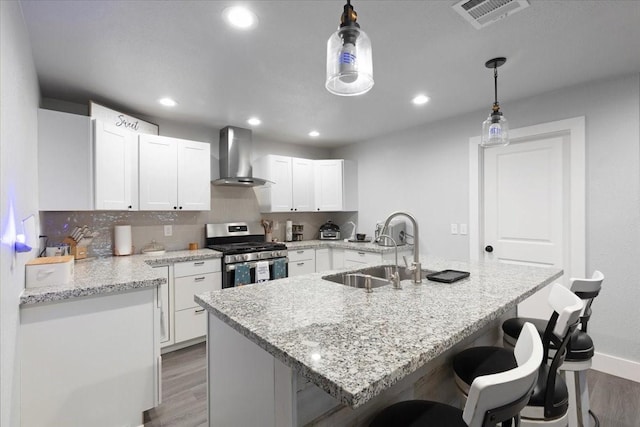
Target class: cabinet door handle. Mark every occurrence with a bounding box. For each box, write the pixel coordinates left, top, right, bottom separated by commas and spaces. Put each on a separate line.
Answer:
194, 276, 205, 281
194, 261, 205, 266
195, 308, 205, 314
179, 206, 183, 210
296, 250, 305, 254
358, 252, 366, 256
128, 205, 132, 209
173, 206, 177, 210
297, 262, 305, 266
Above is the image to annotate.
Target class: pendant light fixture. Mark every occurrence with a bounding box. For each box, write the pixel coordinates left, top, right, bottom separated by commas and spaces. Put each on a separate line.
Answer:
481, 57, 509, 147
325, 0, 373, 96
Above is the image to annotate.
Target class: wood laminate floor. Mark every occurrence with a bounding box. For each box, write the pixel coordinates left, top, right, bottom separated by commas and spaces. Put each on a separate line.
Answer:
145, 343, 640, 427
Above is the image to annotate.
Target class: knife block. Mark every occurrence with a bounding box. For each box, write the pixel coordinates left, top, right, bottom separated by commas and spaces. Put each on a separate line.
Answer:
63, 237, 87, 260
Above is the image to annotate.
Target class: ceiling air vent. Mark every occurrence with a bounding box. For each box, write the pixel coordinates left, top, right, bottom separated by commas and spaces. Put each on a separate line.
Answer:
453, 0, 530, 29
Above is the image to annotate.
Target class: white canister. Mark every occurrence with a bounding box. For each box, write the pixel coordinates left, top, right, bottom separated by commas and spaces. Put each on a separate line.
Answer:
285, 220, 293, 242
114, 225, 133, 256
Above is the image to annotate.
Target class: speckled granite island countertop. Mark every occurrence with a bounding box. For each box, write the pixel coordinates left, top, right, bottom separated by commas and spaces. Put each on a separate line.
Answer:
20, 249, 222, 306
196, 257, 562, 408
285, 239, 413, 253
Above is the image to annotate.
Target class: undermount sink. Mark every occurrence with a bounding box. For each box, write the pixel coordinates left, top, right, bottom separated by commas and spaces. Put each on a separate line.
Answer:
322, 265, 435, 289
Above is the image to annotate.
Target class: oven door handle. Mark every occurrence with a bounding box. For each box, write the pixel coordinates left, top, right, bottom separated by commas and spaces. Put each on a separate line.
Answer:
225, 258, 288, 272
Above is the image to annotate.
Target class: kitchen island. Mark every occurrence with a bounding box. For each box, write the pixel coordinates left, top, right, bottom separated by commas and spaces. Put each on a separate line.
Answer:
196, 257, 562, 426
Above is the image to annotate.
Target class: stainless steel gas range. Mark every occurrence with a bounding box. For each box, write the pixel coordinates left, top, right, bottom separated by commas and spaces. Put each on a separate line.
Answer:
206, 222, 288, 288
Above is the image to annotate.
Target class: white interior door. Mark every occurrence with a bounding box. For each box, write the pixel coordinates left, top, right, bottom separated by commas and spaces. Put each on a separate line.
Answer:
483, 135, 565, 318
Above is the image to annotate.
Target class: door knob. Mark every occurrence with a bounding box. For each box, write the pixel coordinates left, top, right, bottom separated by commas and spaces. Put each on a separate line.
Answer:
485, 245, 494, 253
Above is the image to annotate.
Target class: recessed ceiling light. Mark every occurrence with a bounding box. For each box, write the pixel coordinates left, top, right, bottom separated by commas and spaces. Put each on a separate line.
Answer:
158, 97, 177, 107
308, 130, 320, 137
247, 117, 261, 126
223, 6, 257, 29
412, 94, 430, 106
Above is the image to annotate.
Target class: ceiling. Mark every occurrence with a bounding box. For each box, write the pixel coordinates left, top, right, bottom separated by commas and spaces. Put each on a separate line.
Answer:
20, 1, 640, 147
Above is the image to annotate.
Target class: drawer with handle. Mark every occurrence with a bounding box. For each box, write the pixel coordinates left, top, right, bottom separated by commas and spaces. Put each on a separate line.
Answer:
174, 259, 220, 277
288, 248, 315, 262
288, 260, 315, 277
174, 272, 221, 311
344, 249, 381, 265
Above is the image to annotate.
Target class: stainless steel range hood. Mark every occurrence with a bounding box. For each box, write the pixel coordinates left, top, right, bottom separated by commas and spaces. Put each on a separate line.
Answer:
212, 126, 269, 187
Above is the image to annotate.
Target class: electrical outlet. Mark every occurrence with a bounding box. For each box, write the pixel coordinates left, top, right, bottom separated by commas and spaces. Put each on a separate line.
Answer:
459, 223, 468, 235
164, 225, 173, 237
450, 223, 458, 235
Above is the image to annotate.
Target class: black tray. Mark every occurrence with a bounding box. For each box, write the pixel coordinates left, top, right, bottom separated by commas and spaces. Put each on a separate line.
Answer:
347, 239, 372, 243
426, 269, 470, 283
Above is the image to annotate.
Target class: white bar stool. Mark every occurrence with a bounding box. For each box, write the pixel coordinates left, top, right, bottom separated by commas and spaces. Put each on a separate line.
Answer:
369, 322, 543, 427
452, 284, 584, 427
501, 271, 604, 427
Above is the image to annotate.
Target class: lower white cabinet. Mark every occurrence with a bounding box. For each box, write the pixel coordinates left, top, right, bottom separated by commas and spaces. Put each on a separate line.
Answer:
172, 259, 221, 345
342, 248, 413, 268
21, 288, 160, 427
344, 249, 382, 267
288, 249, 316, 277
315, 248, 331, 272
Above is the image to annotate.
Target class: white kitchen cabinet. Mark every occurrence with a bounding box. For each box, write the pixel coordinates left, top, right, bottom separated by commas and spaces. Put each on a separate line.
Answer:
139, 134, 211, 211
314, 159, 358, 212
291, 157, 315, 211
343, 248, 413, 268
38, 109, 94, 210
332, 248, 345, 270
315, 248, 331, 272
253, 155, 314, 212
21, 288, 160, 426
344, 249, 381, 267
288, 248, 316, 277
173, 259, 221, 343
94, 119, 139, 210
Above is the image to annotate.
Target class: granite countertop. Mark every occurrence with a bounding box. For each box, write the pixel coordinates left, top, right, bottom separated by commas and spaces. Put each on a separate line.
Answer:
195, 257, 562, 408
285, 239, 413, 254
20, 249, 222, 306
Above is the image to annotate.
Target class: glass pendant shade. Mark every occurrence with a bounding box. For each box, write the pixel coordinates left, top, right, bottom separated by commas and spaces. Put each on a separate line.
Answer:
482, 110, 509, 147
326, 26, 373, 96
481, 57, 509, 148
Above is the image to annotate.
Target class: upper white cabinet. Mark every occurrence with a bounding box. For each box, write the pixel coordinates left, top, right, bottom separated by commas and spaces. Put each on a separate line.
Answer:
177, 140, 212, 210
292, 157, 315, 211
94, 119, 138, 210
253, 155, 314, 212
38, 109, 93, 211
314, 159, 358, 212
139, 134, 210, 211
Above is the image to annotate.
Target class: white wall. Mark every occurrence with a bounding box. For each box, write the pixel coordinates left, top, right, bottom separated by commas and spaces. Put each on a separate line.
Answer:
0, 1, 41, 425
333, 73, 640, 366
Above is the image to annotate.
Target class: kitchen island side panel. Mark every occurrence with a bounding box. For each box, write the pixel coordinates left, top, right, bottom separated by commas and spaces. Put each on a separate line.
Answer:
20, 288, 159, 427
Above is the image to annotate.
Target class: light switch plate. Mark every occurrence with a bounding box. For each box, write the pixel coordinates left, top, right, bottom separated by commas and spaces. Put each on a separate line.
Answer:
164, 225, 173, 237
450, 223, 458, 235
460, 223, 468, 235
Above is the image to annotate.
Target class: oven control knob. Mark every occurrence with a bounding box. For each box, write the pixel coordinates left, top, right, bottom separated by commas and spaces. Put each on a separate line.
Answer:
242, 254, 250, 261
235, 255, 243, 262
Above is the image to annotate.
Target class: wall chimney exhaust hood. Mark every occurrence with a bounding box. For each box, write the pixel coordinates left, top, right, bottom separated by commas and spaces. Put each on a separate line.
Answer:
212, 126, 269, 187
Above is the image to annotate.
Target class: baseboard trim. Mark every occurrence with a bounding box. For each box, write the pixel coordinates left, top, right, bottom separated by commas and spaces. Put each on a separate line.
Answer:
591, 351, 640, 383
